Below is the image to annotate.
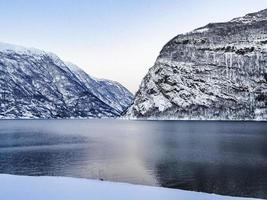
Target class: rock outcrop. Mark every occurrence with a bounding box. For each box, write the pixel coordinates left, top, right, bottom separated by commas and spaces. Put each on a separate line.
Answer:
126, 9, 267, 120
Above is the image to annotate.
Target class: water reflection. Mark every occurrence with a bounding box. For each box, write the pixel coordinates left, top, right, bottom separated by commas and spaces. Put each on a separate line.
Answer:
0, 120, 266, 198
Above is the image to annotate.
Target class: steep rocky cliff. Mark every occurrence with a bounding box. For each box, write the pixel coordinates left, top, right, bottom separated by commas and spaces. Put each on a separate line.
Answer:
0, 42, 133, 119
126, 9, 267, 120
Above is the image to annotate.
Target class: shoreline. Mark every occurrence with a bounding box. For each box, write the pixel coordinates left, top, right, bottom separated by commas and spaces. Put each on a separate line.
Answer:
0, 174, 261, 200
0, 118, 266, 122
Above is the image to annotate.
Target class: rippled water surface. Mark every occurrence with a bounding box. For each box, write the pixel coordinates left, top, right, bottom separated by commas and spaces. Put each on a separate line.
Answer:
0, 120, 266, 198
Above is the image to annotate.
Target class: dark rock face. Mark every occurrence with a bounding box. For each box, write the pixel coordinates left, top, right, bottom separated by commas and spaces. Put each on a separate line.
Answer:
0, 43, 133, 119
126, 9, 267, 120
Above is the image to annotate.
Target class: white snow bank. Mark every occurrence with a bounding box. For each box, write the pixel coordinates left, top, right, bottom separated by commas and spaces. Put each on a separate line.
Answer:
192, 27, 209, 33
0, 174, 260, 200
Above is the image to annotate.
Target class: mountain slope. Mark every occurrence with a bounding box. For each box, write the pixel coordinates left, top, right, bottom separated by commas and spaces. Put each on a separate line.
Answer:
126, 9, 267, 120
66, 62, 133, 113
0, 42, 133, 119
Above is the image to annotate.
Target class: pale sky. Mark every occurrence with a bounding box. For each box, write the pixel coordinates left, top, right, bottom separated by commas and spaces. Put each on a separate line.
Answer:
1, 0, 267, 92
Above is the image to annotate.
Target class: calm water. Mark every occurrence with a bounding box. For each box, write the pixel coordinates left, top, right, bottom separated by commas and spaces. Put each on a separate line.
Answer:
0, 120, 266, 198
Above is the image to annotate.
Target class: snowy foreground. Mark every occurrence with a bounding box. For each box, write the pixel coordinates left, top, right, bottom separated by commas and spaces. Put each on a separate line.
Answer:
0, 174, 261, 200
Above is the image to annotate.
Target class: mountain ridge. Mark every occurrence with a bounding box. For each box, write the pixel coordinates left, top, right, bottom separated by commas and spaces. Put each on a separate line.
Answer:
0, 42, 133, 119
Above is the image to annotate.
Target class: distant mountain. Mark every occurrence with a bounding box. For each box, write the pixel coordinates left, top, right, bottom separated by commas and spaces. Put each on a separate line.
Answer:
0, 42, 133, 119
126, 9, 267, 120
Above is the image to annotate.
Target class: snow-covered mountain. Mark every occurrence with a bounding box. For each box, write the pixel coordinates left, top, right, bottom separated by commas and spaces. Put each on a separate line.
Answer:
126, 9, 267, 120
0, 42, 133, 119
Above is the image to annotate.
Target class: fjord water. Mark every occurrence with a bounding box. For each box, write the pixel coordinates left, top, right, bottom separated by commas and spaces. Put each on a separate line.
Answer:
0, 120, 266, 198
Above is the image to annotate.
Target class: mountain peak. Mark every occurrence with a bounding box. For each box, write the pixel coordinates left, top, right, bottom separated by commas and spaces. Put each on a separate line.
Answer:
0, 42, 46, 55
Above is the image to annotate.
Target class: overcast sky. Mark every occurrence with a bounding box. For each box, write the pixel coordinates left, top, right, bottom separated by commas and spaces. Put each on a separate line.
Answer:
1, 0, 267, 92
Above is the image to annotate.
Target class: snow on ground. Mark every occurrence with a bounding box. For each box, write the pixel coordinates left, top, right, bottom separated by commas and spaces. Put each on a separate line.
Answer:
0, 174, 261, 200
